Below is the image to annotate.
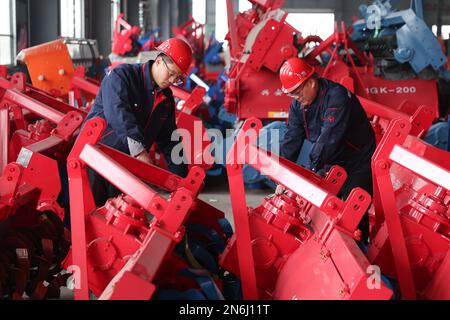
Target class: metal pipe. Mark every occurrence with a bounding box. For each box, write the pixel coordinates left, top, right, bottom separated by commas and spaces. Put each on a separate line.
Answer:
226, 0, 239, 58
79, 144, 165, 218
3, 89, 65, 123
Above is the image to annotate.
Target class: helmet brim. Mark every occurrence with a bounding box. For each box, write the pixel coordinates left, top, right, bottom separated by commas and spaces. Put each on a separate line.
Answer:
156, 49, 189, 76
281, 67, 315, 94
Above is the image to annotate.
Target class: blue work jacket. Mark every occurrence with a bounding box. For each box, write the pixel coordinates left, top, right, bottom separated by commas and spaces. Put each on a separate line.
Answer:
84, 60, 186, 176
281, 78, 376, 173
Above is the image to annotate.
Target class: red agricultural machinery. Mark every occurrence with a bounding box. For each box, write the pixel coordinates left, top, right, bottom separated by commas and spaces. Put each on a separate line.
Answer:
0, 151, 70, 299
0, 68, 86, 299
219, 117, 393, 300
223, 0, 439, 140
0, 71, 86, 173
368, 118, 450, 299
65, 117, 234, 300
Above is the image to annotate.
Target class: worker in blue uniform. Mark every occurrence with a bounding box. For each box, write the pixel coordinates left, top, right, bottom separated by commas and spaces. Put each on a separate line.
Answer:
83, 38, 193, 206
276, 58, 376, 244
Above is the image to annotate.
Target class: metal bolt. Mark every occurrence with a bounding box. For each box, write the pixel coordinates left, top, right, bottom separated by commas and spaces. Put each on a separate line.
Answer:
37, 74, 45, 81
378, 161, 387, 170
58, 69, 66, 76
69, 162, 78, 169
327, 201, 336, 209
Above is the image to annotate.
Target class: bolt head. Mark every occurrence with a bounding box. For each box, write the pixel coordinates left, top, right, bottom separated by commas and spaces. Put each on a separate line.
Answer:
378, 162, 387, 169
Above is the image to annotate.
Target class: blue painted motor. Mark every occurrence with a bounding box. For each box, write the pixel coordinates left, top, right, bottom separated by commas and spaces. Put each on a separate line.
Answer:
352, 0, 450, 80
153, 215, 241, 300
204, 32, 223, 66
137, 28, 161, 49
424, 121, 449, 151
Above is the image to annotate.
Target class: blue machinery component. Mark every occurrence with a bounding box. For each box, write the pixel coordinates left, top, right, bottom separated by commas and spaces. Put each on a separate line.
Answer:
352, 0, 450, 80
424, 121, 449, 151
137, 28, 161, 49
204, 33, 224, 65
153, 217, 241, 300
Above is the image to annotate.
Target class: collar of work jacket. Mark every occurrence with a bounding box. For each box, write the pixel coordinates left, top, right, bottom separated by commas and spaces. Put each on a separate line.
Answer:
142, 60, 168, 108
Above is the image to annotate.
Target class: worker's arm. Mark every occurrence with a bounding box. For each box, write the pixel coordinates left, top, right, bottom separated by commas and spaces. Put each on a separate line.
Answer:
156, 102, 188, 177
309, 90, 351, 171
101, 68, 146, 152
281, 101, 306, 162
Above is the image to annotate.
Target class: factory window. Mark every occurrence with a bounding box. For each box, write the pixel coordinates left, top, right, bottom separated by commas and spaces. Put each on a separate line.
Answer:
286, 12, 335, 42
442, 25, 450, 40
215, 0, 253, 42
0, 0, 15, 65
192, 0, 206, 24
60, 0, 85, 38
215, 0, 228, 42
239, 0, 252, 12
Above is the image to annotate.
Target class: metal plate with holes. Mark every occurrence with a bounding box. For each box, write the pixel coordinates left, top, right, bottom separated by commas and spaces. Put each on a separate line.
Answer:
16, 148, 33, 168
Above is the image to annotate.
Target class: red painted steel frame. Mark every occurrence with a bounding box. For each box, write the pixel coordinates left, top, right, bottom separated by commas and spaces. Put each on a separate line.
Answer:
224, 1, 300, 120
0, 72, 86, 170
0, 150, 63, 221
67, 117, 207, 300
70, 66, 100, 109
369, 118, 450, 299
359, 96, 435, 143
224, 117, 388, 300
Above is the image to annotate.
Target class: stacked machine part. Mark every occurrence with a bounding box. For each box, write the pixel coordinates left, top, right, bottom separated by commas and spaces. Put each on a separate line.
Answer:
0, 60, 87, 298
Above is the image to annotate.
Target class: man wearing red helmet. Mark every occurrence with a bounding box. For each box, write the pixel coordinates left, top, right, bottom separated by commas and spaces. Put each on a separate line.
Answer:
83, 37, 193, 205
276, 57, 376, 244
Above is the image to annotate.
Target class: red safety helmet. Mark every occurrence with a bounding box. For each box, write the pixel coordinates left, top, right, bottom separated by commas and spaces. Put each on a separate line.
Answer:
279, 58, 315, 93
156, 38, 193, 75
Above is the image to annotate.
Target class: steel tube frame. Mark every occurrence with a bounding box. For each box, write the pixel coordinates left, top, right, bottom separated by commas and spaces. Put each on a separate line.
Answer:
226, 117, 371, 299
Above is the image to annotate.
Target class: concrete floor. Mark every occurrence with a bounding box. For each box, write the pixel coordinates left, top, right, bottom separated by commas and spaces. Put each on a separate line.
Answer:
197, 174, 274, 229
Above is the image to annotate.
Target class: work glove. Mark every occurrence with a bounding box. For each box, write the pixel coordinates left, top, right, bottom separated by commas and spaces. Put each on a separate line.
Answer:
275, 184, 286, 195
136, 150, 154, 165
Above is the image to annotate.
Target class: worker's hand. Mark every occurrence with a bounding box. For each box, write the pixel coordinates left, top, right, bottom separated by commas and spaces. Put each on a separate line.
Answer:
135, 150, 153, 165
275, 184, 285, 195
